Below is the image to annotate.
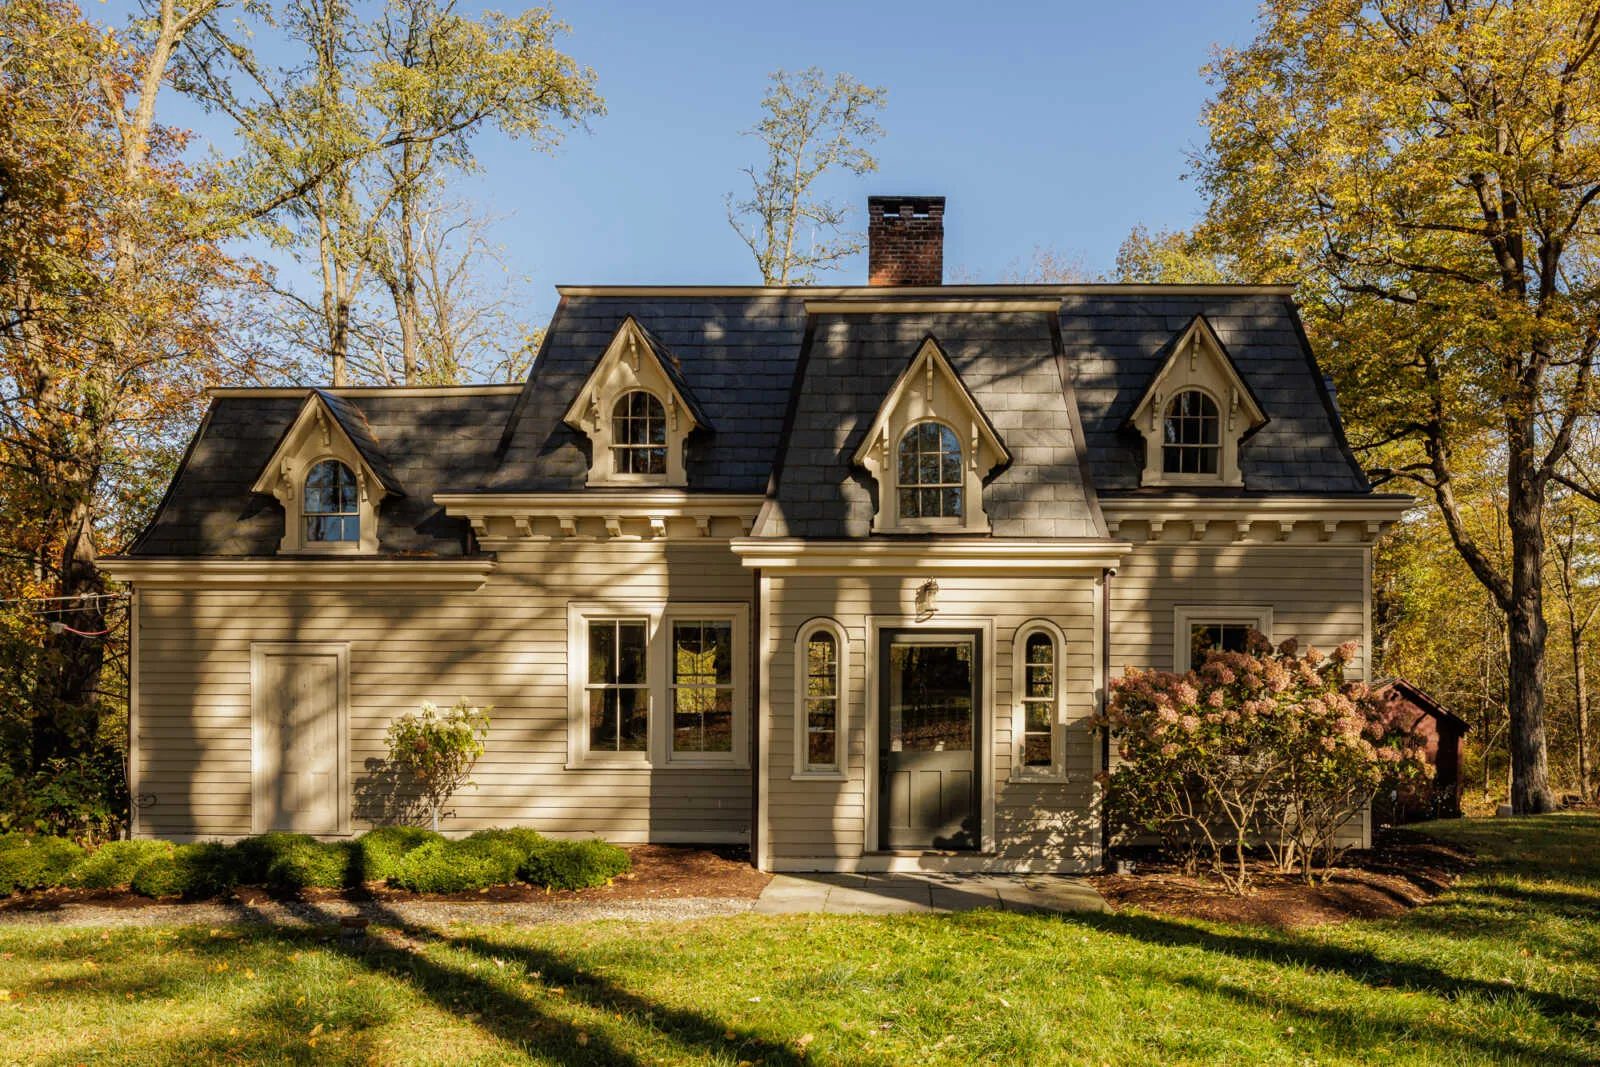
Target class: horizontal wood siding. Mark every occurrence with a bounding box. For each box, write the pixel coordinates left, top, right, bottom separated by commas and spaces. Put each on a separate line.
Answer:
1108, 543, 1370, 848
135, 542, 753, 842
1109, 544, 1368, 677
764, 574, 1102, 872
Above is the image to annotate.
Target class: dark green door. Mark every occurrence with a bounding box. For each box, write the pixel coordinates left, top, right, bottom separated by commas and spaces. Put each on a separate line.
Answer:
879, 630, 980, 851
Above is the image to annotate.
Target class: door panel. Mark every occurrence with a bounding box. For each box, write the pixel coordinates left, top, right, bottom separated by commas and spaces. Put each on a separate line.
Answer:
880, 632, 980, 850
255, 647, 343, 834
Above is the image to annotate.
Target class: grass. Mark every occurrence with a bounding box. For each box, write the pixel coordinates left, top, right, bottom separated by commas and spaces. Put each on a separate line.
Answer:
0, 815, 1595, 1065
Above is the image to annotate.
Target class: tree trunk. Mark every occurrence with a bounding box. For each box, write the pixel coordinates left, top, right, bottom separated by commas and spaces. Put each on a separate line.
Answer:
1577, 653, 1591, 804
1506, 504, 1557, 812
32, 501, 107, 770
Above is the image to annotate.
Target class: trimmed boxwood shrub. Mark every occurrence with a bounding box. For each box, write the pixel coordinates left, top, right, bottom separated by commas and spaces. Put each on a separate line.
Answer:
66, 840, 174, 890
388, 829, 541, 893
521, 838, 631, 891
350, 827, 443, 884
130, 842, 242, 899
0, 832, 85, 894
258, 835, 353, 891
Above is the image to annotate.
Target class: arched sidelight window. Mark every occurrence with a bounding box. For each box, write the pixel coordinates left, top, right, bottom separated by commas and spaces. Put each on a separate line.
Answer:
303, 460, 360, 543
795, 619, 848, 776
1162, 390, 1221, 475
611, 391, 667, 475
897, 421, 963, 520
1012, 620, 1065, 779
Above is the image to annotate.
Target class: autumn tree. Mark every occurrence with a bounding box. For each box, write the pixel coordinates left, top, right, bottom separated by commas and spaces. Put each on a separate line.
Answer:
187, 0, 601, 384
1114, 224, 1228, 284
1196, 0, 1600, 813
727, 68, 887, 285
0, 0, 271, 786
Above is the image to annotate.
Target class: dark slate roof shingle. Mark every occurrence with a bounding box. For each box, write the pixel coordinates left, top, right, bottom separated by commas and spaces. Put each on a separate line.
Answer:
126, 288, 1371, 557
129, 391, 518, 557
485, 296, 807, 492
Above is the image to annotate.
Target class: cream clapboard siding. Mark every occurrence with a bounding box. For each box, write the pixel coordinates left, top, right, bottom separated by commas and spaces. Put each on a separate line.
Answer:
1109, 543, 1369, 676
134, 542, 753, 842
763, 573, 1102, 872
1107, 542, 1372, 847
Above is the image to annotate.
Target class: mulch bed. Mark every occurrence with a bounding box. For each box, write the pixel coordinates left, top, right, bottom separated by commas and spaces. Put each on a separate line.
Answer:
1088, 828, 1475, 928
0, 844, 771, 913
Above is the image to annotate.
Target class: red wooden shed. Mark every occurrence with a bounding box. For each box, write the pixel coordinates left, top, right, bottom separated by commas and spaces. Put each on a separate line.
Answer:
1373, 678, 1470, 821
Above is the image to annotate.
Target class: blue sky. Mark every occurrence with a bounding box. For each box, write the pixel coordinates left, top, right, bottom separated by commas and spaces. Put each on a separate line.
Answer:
124, 0, 1264, 328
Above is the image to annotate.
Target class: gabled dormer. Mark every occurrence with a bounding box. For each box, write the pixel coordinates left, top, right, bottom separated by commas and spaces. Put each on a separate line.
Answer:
852, 336, 1010, 534
563, 316, 710, 488
1127, 315, 1267, 488
249, 391, 405, 555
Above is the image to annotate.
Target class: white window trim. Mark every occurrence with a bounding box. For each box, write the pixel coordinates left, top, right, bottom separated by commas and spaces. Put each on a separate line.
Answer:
566, 600, 750, 770
562, 317, 701, 489
250, 393, 387, 555
1009, 619, 1068, 782
851, 337, 1008, 535
1132, 318, 1266, 489
1172, 604, 1274, 672
792, 617, 849, 780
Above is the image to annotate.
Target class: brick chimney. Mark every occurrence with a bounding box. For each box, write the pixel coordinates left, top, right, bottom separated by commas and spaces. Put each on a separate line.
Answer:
867, 196, 944, 286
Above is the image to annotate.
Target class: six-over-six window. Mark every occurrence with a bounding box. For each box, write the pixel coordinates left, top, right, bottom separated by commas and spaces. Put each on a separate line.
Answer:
569, 604, 748, 767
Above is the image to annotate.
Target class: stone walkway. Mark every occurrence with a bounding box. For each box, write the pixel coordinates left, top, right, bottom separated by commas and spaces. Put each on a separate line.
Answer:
753, 872, 1108, 916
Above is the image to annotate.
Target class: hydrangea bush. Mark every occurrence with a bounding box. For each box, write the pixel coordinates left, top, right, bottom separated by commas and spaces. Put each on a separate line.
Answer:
385, 699, 491, 831
1094, 633, 1425, 893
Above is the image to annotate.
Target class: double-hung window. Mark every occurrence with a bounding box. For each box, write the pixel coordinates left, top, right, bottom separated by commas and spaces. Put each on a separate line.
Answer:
1011, 620, 1066, 779
794, 619, 848, 776
1174, 606, 1273, 671
568, 602, 748, 768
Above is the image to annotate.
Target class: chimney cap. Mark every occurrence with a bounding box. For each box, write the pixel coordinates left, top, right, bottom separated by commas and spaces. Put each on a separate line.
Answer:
867, 195, 945, 219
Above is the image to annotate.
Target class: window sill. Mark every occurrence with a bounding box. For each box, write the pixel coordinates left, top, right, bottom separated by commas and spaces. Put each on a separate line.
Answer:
663, 756, 747, 770
565, 757, 652, 771
294, 542, 372, 556
1007, 772, 1069, 785
789, 771, 848, 782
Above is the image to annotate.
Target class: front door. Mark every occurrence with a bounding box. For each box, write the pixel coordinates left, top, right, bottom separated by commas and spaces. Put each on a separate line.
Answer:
879, 630, 980, 850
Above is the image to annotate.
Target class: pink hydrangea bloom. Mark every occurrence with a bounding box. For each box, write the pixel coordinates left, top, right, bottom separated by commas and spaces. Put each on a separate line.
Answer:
1180, 714, 1201, 734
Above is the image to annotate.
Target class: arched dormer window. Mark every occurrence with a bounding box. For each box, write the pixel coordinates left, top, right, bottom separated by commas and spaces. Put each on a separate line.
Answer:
304, 460, 360, 543
611, 391, 667, 476
1162, 390, 1220, 476
1132, 316, 1266, 488
897, 421, 963, 521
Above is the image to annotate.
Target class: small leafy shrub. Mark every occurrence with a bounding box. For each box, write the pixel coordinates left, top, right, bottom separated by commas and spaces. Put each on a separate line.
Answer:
258, 834, 354, 891
521, 838, 631, 891
66, 839, 173, 890
385, 700, 491, 831
350, 826, 443, 884
1097, 634, 1427, 892
130, 842, 242, 899
0, 749, 127, 843
0, 832, 84, 894
388, 830, 533, 893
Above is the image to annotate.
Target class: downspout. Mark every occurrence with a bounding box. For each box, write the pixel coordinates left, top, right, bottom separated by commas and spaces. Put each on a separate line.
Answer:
1100, 567, 1113, 867
750, 566, 762, 869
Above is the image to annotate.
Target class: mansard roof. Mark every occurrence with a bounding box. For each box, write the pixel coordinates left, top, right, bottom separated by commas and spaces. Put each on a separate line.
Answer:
122, 285, 1373, 558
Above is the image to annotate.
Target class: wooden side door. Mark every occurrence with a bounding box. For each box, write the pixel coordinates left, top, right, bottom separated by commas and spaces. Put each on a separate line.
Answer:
252, 644, 346, 835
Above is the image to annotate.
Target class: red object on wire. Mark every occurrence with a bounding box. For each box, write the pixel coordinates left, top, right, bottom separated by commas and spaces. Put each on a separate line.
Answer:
47, 622, 112, 637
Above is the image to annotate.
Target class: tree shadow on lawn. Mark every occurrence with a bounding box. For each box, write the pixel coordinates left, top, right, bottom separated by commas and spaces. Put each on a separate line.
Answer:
1066, 909, 1600, 1056
281, 899, 808, 1067
1166, 970, 1596, 1066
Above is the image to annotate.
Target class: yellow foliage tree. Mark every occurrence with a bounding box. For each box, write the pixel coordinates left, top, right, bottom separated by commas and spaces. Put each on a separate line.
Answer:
1196, 0, 1600, 813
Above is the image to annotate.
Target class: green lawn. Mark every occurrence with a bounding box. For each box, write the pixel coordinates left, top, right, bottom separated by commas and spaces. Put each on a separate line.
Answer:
0, 816, 1596, 1066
